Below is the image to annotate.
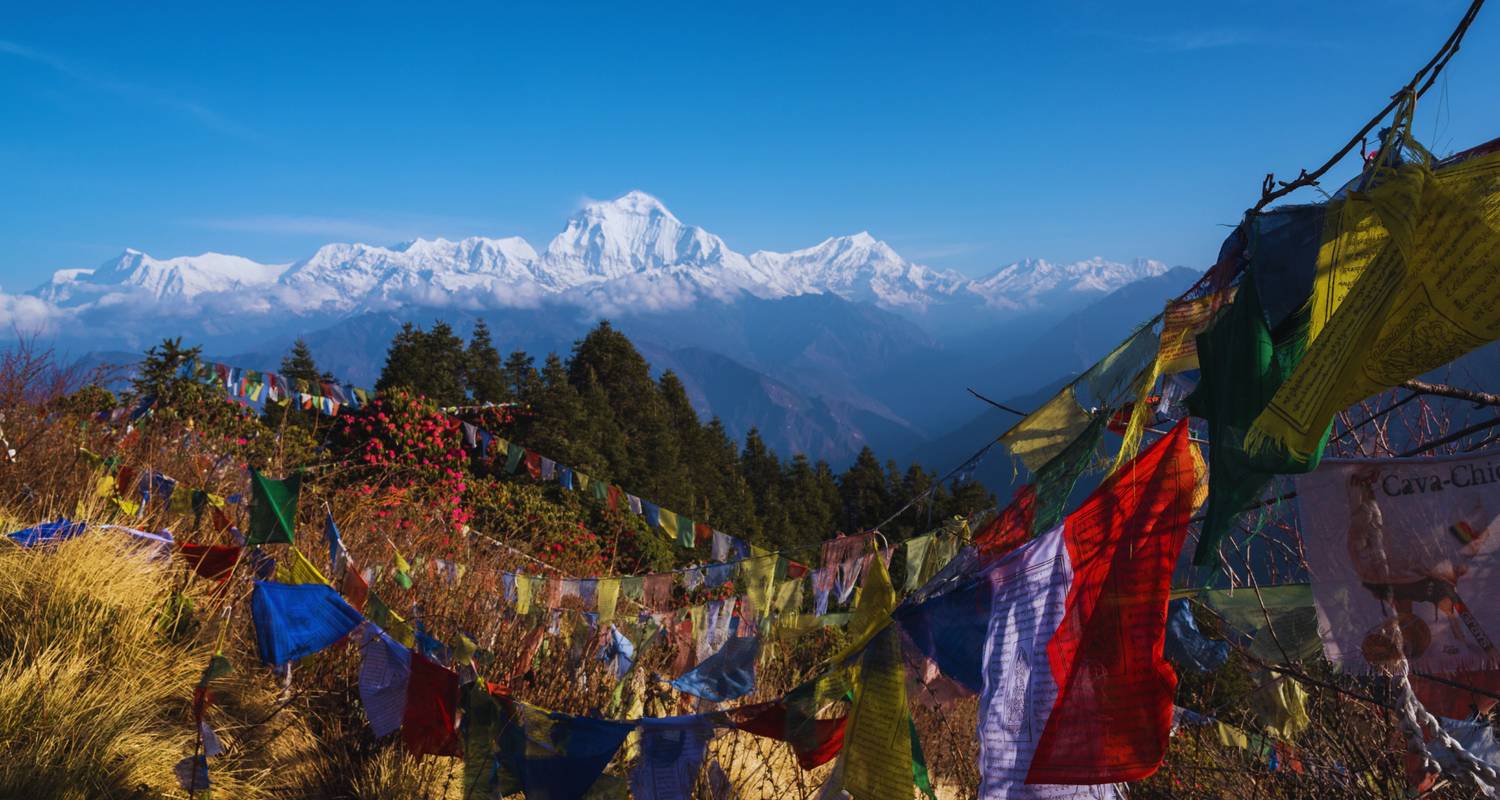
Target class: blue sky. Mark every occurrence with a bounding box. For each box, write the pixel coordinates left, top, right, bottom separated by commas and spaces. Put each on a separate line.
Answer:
2, 1, 1498, 288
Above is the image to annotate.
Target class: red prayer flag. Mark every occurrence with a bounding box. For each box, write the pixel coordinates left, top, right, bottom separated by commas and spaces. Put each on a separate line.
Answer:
1026, 419, 1196, 785
523, 451, 542, 479
341, 563, 370, 613
177, 543, 241, 582
730, 701, 847, 769
402, 652, 461, 757
974, 484, 1036, 560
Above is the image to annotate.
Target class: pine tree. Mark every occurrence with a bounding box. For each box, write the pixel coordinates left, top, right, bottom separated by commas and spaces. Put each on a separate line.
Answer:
466, 320, 508, 404
280, 338, 324, 386
568, 322, 679, 500
375, 321, 468, 405
503, 350, 540, 403
133, 337, 203, 407
839, 447, 890, 532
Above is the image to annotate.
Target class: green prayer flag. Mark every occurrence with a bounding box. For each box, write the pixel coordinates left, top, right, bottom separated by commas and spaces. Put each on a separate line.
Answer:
910, 717, 937, 800
676, 515, 695, 549
1030, 411, 1107, 536
505, 442, 525, 475
1186, 280, 1328, 566
247, 468, 300, 546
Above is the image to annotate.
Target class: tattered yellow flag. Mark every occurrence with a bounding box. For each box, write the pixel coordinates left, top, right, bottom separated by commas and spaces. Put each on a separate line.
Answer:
274, 546, 329, 585
741, 551, 776, 618
1000, 386, 1094, 473
596, 578, 619, 624
841, 626, 913, 799
1250, 148, 1500, 458
515, 574, 533, 615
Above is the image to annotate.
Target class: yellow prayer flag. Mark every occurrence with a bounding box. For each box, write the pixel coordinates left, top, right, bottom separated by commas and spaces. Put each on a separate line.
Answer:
1251, 147, 1500, 458
274, 546, 330, 585
741, 555, 776, 618
841, 624, 914, 799
834, 547, 896, 666
515, 574, 532, 615
1159, 287, 1237, 374
596, 578, 619, 624
657, 507, 678, 539
1000, 386, 1094, 473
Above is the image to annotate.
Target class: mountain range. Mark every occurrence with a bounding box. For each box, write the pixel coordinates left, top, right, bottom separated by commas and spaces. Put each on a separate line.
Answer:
11, 191, 1199, 476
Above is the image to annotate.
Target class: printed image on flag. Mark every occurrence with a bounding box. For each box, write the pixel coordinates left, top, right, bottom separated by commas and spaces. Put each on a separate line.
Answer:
1295, 453, 1500, 676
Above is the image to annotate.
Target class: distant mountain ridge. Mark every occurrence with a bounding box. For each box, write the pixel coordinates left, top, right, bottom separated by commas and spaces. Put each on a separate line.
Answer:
29, 191, 1170, 327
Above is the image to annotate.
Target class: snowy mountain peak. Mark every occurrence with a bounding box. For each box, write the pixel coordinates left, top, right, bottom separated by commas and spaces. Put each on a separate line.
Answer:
966, 256, 1171, 309
38, 249, 287, 306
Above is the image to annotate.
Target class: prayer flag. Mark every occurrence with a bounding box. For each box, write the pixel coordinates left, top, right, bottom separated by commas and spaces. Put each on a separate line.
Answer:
670, 635, 760, 702
979, 419, 1195, 796
177, 542, 241, 582
324, 511, 344, 575
1250, 148, 1500, 458
403, 651, 462, 756
1163, 599, 1228, 673
631, 717, 714, 800
507, 705, 633, 800
1187, 278, 1326, 566
274, 546, 330, 585
250, 581, 364, 666
1000, 387, 1094, 474
247, 468, 300, 546
7, 518, 86, 547
358, 626, 410, 737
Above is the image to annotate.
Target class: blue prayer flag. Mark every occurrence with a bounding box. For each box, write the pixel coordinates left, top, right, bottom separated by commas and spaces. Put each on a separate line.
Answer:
7, 518, 86, 547
670, 635, 760, 702
250, 581, 364, 666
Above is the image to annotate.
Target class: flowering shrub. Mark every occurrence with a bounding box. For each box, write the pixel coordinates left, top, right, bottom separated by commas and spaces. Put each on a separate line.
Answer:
328, 388, 470, 532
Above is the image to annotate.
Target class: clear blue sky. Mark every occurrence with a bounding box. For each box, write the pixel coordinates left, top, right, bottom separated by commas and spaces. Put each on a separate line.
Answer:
3, 1, 1498, 288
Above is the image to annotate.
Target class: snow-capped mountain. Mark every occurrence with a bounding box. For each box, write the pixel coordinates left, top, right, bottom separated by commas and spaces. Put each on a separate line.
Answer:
966, 257, 1173, 311
39, 248, 288, 306
22, 191, 1171, 325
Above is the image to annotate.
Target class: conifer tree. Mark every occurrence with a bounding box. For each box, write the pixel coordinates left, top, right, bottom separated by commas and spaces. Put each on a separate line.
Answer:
133, 337, 203, 407
839, 446, 890, 532
280, 338, 326, 386
466, 320, 508, 404
503, 350, 541, 403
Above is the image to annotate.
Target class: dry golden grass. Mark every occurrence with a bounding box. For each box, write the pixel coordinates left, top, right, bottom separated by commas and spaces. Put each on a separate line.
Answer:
0, 530, 322, 799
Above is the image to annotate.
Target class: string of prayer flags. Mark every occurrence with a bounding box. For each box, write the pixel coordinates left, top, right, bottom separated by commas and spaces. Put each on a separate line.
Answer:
358, 625, 411, 737
1249, 144, 1500, 459
999, 386, 1094, 474
246, 468, 300, 546
1187, 278, 1326, 566
402, 651, 462, 756
250, 581, 363, 666
631, 716, 715, 800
